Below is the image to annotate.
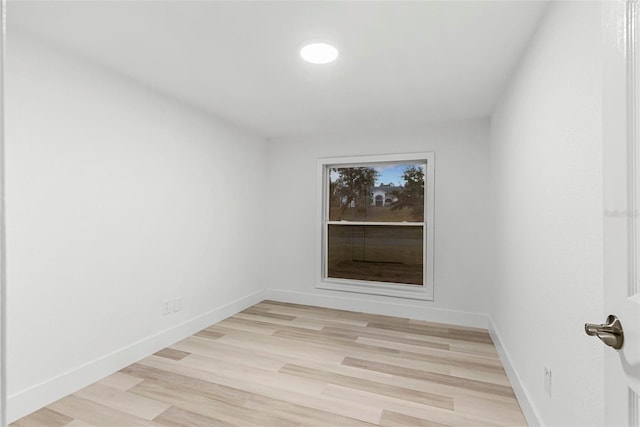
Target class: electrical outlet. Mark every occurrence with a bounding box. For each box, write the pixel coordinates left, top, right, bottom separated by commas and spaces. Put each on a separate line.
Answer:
161, 299, 171, 316
173, 297, 183, 312
544, 365, 552, 397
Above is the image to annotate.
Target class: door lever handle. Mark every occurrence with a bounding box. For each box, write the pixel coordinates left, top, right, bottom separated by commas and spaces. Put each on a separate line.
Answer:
585, 314, 624, 349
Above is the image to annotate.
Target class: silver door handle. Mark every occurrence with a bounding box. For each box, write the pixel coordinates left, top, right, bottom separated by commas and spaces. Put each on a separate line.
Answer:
585, 314, 624, 349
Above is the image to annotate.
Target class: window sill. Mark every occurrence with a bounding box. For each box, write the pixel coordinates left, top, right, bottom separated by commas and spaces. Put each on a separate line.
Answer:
316, 278, 433, 301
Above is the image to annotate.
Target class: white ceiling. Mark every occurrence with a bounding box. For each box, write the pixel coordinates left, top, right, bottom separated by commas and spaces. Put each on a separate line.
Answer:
8, 1, 549, 138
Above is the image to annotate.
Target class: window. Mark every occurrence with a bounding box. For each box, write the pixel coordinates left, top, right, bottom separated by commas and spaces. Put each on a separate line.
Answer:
317, 153, 434, 300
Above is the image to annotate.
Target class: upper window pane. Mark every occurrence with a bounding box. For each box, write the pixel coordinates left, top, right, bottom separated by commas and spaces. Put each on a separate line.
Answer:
328, 162, 426, 222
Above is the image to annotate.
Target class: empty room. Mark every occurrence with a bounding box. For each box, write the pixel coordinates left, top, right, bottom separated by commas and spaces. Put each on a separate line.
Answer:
1, 0, 639, 426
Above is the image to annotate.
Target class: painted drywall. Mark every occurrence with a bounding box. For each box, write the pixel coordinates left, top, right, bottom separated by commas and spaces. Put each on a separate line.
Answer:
265, 119, 492, 327
490, 1, 604, 426
5, 33, 267, 421
0, 5, 6, 425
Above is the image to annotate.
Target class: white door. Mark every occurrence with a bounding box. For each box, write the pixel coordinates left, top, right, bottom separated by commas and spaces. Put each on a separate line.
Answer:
599, 1, 640, 425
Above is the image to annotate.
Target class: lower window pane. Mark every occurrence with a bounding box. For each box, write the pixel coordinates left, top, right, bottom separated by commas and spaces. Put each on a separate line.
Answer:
327, 225, 424, 285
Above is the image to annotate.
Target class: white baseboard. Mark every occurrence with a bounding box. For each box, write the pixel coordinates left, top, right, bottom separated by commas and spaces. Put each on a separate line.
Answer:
7, 288, 265, 423
266, 288, 488, 329
488, 316, 542, 427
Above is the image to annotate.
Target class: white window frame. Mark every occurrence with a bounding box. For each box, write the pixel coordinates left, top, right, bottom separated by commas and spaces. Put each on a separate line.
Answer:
316, 152, 435, 300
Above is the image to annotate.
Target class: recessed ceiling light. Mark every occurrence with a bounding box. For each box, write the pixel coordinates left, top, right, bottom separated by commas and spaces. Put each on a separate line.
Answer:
300, 43, 339, 64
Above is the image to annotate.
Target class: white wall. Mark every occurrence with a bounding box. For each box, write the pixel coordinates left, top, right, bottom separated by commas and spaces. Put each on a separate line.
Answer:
0, 6, 6, 425
5, 33, 267, 421
266, 119, 492, 326
490, 2, 604, 426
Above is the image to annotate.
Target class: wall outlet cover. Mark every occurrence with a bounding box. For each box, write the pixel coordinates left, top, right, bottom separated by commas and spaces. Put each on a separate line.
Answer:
161, 299, 171, 316
544, 365, 552, 398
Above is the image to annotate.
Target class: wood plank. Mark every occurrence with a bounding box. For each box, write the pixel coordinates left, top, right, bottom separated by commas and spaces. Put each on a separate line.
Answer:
73, 382, 171, 420
322, 384, 514, 427
97, 371, 144, 391
342, 357, 515, 398
48, 395, 161, 426
256, 301, 370, 327
64, 421, 96, 427
153, 347, 191, 361
153, 406, 233, 427
323, 326, 450, 350
11, 408, 72, 427
172, 338, 285, 372
366, 321, 494, 344
354, 336, 502, 369
240, 308, 296, 321
121, 363, 251, 407
280, 363, 454, 410
380, 410, 452, 427
453, 395, 527, 425
130, 380, 299, 426
137, 354, 382, 424
243, 389, 378, 426
223, 316, 341, 338
212, 326, 347, 364
193, 328, 225, 341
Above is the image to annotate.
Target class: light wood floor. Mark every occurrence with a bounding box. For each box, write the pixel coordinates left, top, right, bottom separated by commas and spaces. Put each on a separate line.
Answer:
12, 301, 527, 426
